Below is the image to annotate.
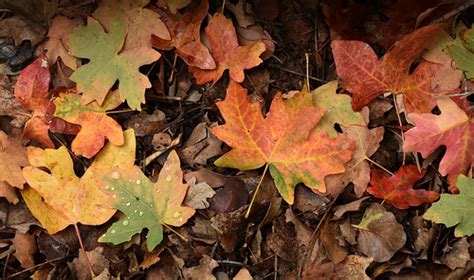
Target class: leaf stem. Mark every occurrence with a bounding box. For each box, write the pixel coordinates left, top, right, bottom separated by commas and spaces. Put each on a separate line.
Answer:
392, 94, 406, 165
163, 224, 188, 242
245, 164, 269, 219
73, 223, 96, 278
366, 157, 394, 176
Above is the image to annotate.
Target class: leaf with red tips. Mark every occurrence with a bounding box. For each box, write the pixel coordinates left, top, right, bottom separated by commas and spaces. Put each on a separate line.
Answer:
211, 81, 354, 204
367, 165, 439, 209
54, 90, 124, 158
403, 97, 473, 183
188, 13, 266, 84
151, 0, 215, 70
331, 24, 462, 113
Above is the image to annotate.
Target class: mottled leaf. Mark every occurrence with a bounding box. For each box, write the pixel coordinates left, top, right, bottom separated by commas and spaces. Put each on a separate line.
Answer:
367, 165, 439, 209
21, 129, 137, 234
211, 81, 354, 204
54, 90, 123, 158
332, 24, 461, 113
403, 97, 473, 182
152, 0, 215, 69
446, 26, 474, 79
312, 80, 365, 137
99, 150, 195, 251
423, 175, 474, 237
93, 0, 170, 50
188, 13, 266, 84
69, 15, 160, 110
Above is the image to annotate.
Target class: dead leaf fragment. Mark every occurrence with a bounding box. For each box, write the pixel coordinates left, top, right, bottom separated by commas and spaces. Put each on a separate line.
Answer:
184, 176, 216, 209
183, 255, 218, 280
437, 238, 470, 270
69, 247, 109, 280
355, 203, 407, 262
43, 16, 81, 69
181, 122, 222, 165
303, 255, 372, 280
12, 231, 37, 268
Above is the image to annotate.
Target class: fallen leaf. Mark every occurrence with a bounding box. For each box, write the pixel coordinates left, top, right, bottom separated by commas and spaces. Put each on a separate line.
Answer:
43, 16, 81, 69
69, 247, 109, 280
321, 220, 348, 263
367, 165, 439, 209
333, 197, 369, 219
0, 16, 46, 46
124, 109, 165, 137
182, 255, 218, 280
69, 15, 160, 109
184, 176, 216, 209
210, 178, 248, 214
99, 150, 195, 251
53, 90, 124, 158
226, 0, 256, 28
233, 268, 253, 280
325, 114, 384, 197
403, 97, 473, 183
236, 25, 275, 60
303, 255, 372, 280
437, 237, 470, 270
93, 0, 170, 51
0, 130, 28, 201
151, 0, 216, 69
157, 0, 192, 14
21, 129, 138, 234
0, 74, 30, 128
188, 13, 266, 84
423, 175, 474, 237
354, 203, 407, 262
332, 24, 461, 113
14, 55, 53, 147
180, 122, 222, 165
446, 26, 474, 79
12, 231, 37, 268
212, 81, 354, 204
311, 81, 364, 137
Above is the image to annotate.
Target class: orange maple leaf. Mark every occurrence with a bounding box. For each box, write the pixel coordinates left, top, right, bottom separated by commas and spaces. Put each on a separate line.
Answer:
188, 13, 266, 84
212, 82, 354, 204
331, 24, 461, 113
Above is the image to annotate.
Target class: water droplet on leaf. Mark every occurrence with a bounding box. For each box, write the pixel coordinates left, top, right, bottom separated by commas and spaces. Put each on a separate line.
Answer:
111, 171, 121, 179
122, 220, 129, 226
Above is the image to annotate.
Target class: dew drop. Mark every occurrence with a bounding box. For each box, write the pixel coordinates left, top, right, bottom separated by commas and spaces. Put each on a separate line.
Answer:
155, 189, 160, 193
134, 209, 138, 213
139, 211, 144, 216
112, 194, 117, 199
105, 185, 110, 190
111, 171, 121, 179
126, 202, 131, 206
173, 211, 181, 218
179, 217, 183, 222
122, 220, 129, 226
166, 175, 172, 182
136, 179, 141, 185
110, 187, 115, 191
111, 229, 116, 234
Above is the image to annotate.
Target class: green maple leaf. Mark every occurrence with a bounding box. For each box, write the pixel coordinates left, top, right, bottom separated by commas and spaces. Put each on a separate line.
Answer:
99, 151, 195, 251
446, 26, 474, 79
69, 15, 160, 110
424, 175, 474, 237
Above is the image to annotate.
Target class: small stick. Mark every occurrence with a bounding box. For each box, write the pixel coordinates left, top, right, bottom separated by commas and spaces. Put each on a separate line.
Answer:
245, 164, 269, 219
305, 53, 311, 90
163, 224, 189, 242
270, 65, 327, 83
366, 158, 395, 176
7, 256, 65, 279
73, 224, 96, 278
392, 94, 406, 165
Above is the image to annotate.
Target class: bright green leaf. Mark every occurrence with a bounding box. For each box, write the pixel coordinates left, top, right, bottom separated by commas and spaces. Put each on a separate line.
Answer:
99, 150, 195, 251
69, 15, 160, 110
424, 175, 474, 237
446, 26, 474, 79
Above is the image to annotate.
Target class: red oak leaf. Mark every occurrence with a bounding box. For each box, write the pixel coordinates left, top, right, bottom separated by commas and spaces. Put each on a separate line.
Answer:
151, 0, 215, 69
188, 13, 266, 84
403, 97, 473, 184
331, 24, 461, 113
367, 165, 439, 209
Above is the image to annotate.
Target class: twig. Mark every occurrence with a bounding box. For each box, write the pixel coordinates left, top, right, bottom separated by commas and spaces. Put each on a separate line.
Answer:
270, 65, 327, 83
431, 0, 474, 23
7, 256, 66, 279
73, 224, 96, 278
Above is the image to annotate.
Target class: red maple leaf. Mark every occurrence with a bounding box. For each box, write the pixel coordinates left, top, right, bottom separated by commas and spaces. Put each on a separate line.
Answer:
331, 24, 461, 113
367, 165, 439, 209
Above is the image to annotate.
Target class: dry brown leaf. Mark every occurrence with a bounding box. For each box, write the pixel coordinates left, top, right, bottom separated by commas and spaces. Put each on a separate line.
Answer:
69, 247, 109, 280
184, 176, 216, 209
12, 231, 37, 268
43, 16, 81, 69
0, 130, 28, 203
183, 255, 218, 280
233, 268, 253, 280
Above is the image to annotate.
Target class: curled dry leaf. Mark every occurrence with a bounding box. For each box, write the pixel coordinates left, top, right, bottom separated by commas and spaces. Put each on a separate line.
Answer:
188, 13, 266, 84
212, 81, 354, 204
54, 90, 124, 158
184, 176, 216, 210
99, 150, 195, 251
332, 24, 461, 113
367, 165, 439, 209
182, 255, 218, 280
354, 203, 406, 262
43, 16, 81, 69
152, 0, 216, 70
303, 255, 372, 280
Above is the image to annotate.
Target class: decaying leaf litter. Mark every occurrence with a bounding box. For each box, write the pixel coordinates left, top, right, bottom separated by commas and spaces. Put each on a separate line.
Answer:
0, 0, 473, 279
